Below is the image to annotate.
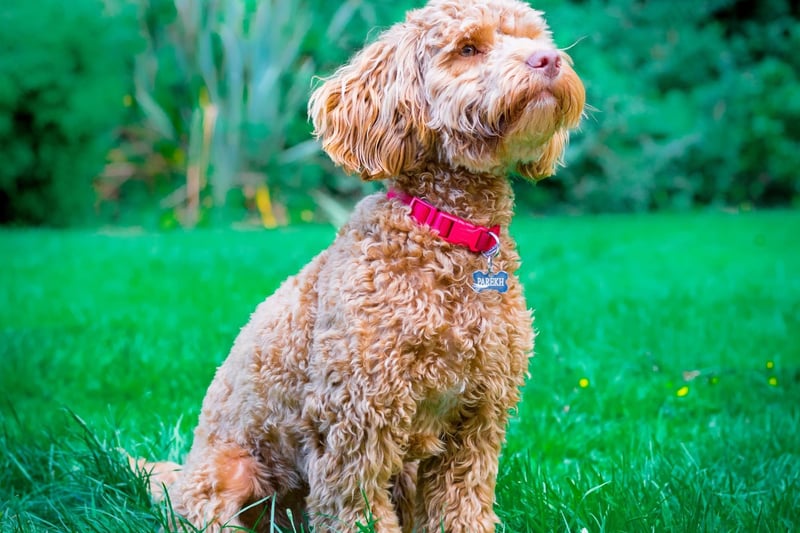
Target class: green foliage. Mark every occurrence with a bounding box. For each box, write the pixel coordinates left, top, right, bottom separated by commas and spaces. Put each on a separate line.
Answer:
125, 0, 800, 220
0, 0, 141, 226
133, 0, 318, 225
2, 0, 799, 226
528, 0, 800, 212
2, 211, 799, 530
122, 0, 416, 228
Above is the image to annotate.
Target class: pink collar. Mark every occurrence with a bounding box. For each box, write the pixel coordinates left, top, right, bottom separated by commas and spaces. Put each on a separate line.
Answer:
387, 191, 501, 254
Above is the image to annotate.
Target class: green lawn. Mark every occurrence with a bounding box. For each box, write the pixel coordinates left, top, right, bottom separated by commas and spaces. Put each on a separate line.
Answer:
2, 210, 799, 532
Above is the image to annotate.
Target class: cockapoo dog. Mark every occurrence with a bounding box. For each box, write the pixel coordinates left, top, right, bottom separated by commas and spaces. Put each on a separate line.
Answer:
135, 0, 584, 531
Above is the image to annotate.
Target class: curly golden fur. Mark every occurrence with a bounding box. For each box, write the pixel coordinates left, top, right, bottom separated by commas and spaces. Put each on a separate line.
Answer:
135, 0, 584, 531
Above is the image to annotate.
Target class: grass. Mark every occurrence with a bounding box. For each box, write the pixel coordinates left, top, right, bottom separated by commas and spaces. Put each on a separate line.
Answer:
1, 210, 799, 532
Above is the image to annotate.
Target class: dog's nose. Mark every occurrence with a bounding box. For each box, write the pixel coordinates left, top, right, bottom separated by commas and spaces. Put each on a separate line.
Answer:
526, 50, 562, 78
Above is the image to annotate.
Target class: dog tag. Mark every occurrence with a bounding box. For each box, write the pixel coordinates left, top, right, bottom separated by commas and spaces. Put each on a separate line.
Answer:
472, 270, 509, 293
471, 231, 508, 293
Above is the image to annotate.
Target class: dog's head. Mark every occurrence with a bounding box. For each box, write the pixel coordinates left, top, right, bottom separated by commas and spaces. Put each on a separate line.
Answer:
309, 0, 585, 181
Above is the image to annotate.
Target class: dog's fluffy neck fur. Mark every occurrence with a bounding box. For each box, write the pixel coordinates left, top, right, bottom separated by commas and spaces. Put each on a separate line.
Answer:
389, 166, 516, 229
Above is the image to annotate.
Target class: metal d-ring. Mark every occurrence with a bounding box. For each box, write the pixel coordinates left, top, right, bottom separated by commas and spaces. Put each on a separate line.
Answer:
482, 230, 501, 258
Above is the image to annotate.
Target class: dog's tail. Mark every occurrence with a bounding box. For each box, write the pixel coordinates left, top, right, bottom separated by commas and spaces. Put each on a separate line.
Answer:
126, 453, 182, 502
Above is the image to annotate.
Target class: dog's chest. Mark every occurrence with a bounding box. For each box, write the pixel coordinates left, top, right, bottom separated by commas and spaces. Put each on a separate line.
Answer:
405, 380, 466, 459
423, 379, 465, 417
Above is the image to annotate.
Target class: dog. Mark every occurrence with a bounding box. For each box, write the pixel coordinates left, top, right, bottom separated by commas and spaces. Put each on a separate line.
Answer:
134, 0, 584, 531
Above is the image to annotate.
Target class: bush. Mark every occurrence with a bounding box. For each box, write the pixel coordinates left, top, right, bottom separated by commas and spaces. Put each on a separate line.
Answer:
525, 0, 800, 212
4, 0, 796, 226
109, 0, 419, 228
0, 0, 140, 226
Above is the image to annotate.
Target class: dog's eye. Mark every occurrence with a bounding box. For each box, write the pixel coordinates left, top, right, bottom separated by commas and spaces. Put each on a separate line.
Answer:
460, 44, 478, 57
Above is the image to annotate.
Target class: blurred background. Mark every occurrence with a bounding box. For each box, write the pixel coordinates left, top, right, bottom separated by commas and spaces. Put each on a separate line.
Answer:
1, 0, 798, 229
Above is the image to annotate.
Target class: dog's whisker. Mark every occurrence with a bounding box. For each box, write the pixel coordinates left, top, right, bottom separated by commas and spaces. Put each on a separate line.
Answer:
560, 35, 588, 53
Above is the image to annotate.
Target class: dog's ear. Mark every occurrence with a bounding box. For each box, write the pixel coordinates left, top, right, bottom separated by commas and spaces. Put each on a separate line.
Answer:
516, 129, 570, 181
308, 26, 430, 181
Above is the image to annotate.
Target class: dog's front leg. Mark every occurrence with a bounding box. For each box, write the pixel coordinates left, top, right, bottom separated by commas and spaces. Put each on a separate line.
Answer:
305, 417, 408, 532
302, 369, 414, 533
414, 402, 510, 533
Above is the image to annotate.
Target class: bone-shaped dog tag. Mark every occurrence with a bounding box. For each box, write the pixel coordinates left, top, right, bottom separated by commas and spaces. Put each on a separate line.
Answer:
472, 270, 509, 293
